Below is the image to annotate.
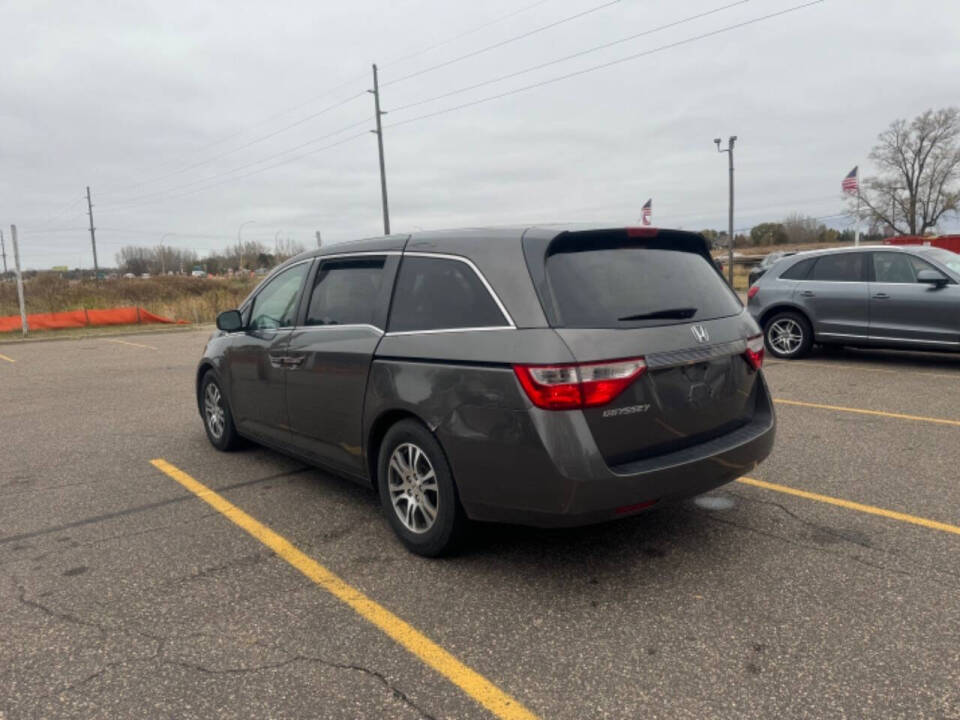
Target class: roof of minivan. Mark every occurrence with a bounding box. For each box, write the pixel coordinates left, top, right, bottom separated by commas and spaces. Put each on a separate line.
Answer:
285, 224, 708, 263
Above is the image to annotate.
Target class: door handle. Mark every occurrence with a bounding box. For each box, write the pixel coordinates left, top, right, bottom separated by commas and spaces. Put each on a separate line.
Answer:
872, 293, 890, 300
284, 355, 306, 369
800, 290, 815, 297
268, 353, 287, 369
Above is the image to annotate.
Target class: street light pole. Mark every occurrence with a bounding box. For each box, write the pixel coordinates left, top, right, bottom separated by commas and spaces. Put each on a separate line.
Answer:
714, 136, 737, 286
158, 233, 174, 275
237, 220, 256, 272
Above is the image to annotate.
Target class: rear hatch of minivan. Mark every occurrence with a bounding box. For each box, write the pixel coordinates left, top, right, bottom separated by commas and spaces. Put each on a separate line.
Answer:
521, 227, 766, 469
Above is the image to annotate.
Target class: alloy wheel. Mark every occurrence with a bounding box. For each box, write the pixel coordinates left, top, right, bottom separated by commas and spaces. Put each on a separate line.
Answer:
768, 318, 804, 355
387, 442, 439, 534
204, 382, 226, 440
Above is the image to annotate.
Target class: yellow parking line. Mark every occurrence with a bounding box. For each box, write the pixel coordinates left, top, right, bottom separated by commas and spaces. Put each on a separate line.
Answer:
0, 352, 15, 363
773, 398, 960, 428
149, 459, 538, 720
737, 477, 960, 537
767, 360, 960, 380
105, 338, 158, 351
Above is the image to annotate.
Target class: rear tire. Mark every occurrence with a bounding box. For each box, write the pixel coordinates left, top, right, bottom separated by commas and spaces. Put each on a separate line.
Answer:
377, 420, 466, 557
763, 311, 813, 359
200, 371, 242, 451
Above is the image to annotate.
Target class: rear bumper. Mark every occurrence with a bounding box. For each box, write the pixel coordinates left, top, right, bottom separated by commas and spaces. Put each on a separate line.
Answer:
445, 374, 776, 528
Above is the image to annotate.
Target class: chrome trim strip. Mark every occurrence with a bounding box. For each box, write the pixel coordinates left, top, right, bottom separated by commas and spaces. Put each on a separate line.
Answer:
401, 251, 516, 329
818, 331, 960, 346
869, 335, 960, 346
316, 250, 402, 260
384, 326, 515, 337
292, 323, 384, 334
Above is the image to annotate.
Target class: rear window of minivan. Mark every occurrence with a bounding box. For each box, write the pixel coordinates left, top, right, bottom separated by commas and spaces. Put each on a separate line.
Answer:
536, 233, 742, 329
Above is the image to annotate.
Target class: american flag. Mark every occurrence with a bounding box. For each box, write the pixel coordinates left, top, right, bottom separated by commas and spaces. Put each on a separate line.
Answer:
640, 198, 652, 225
842, 166, 859, 195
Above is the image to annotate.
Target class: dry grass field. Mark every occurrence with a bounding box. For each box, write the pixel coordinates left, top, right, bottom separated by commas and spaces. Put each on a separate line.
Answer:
0, 275, 258, 326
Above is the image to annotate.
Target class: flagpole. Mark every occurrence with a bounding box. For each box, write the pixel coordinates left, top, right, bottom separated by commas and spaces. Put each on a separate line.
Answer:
853, 166, 861, 247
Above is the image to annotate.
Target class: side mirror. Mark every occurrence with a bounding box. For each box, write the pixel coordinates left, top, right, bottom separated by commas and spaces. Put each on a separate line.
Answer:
917, 269, 949, 288
216, 309, 244, 332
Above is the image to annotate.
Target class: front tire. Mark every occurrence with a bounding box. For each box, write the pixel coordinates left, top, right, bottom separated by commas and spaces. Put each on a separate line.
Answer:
764, 311, 813, 359
377, 420, 465, 557
200, 372, 242, 451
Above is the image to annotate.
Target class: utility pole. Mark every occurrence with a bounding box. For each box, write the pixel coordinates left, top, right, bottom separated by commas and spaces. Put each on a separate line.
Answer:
85, 186, 99, 281
315, 231, 322, 249
11, 225, 28, 337
369, 64, 391, 235
714, 136, 737, 285
0, 228, 7, 274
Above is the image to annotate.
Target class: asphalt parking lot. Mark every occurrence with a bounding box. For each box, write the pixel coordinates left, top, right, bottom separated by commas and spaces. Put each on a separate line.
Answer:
2, 329, 959, 719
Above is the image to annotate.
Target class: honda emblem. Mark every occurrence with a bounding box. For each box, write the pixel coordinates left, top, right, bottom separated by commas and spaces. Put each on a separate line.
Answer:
691, 324, 709, 344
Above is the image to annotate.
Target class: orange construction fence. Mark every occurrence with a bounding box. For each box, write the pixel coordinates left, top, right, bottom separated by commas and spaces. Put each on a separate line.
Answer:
0, 306, 189, 333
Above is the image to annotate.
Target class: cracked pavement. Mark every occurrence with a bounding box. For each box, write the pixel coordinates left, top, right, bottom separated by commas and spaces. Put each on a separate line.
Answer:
1, 329, 959, 718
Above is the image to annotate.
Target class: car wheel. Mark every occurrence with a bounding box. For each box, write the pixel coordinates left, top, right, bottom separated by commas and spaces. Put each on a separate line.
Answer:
377, 419, 466, 557
200, 371, 242, 451
764, 311, 813, 359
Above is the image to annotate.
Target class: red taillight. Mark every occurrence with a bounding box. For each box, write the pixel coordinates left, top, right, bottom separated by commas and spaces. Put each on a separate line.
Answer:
513, 357, 647, 410
744, 334, 764, 371
626, 227, 658, 238
747, 285, 759, 300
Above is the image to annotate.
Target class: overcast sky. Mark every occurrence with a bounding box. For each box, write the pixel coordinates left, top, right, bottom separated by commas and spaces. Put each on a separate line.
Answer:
2, 0, 959, 269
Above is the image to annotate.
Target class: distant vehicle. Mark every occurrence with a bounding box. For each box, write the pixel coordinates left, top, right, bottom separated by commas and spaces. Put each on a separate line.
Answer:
748, 245, 960, 358
748, 251, 797, 287
196, 226, 775, 555
191, 269, 207, 278
884, 234, 960, 254
123, 273, 135, 279
141, 273, 151, 279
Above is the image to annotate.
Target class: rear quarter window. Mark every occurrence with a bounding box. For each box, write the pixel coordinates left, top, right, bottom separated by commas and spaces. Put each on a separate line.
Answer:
388, 256, 509, 332
542, 244, 741, 328
779, 257, 815, 280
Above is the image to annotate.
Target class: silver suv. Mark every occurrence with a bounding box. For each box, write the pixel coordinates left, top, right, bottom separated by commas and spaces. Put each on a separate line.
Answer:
747, 245, 960, 359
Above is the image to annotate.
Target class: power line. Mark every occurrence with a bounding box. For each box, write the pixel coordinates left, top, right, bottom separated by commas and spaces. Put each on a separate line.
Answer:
98, 1, 561, 197
92, 0, 823, 211
388, 0, 751, 115
102, 131, 371, 212
382, 0, 559, 67
382, 0, 621, 88
385, 0, 825, 131
104, 92, 367, 200
101, 120, 371, 209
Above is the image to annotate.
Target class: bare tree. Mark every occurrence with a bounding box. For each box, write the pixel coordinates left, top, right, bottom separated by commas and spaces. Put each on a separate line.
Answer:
852, 107, 960, 235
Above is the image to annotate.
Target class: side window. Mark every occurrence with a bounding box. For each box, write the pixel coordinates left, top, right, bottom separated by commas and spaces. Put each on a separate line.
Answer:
873, 252, 917, 283
780, 257, 815, 280
907, 255, 941, 279
388, 256, 509, 333
810, 253, 864, 282
306, 258, 385, 327
248, 263, 310, 330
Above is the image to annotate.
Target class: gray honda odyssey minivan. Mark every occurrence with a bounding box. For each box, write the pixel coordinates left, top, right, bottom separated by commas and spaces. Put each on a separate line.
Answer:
197, 226, 776, 555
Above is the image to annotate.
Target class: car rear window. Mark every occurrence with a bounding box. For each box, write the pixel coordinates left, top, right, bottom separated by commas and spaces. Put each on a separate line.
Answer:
539, 240, 742, 329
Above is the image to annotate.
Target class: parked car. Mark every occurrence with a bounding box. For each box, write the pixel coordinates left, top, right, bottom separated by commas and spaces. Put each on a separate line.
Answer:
748, 245, 960, 359
196, 226, 776, 555
748, 251, 796, 287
